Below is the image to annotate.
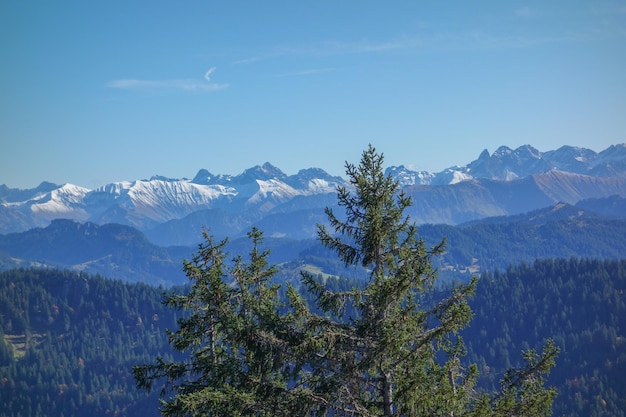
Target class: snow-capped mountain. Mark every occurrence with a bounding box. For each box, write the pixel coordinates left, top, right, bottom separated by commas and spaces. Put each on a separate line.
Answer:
385, 144, 626, 186
0, 163, 345, 234
2, 183, 90, 224
2, 144, 626, 238
384, 166, 436, 187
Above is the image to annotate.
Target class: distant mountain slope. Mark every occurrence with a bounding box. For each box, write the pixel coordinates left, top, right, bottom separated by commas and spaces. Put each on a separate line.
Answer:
532, 169, 626, 203
463, 258, 626, 417
0, 219, 187, 286
389, 144, 626, 186
1, 197, 625, 285
419, 203, 626, 277
144, 193, 338, 246
402, 171, 626, 225
0, 268, 175, 417
1, 144, 625, 237
0, 164, 344, 235
576, 194, 626, 218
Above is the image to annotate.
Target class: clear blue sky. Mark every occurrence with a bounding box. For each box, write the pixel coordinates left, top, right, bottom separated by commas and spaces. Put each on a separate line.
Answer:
1, 1, 625, 189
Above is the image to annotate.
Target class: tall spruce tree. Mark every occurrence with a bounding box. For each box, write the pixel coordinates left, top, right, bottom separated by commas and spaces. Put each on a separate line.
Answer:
296, 144, 477, 415
133, 229, 322, 416
135, 145, 558, 416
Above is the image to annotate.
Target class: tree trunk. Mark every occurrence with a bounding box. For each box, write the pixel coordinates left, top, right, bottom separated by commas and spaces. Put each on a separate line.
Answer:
382, 370, 393, 416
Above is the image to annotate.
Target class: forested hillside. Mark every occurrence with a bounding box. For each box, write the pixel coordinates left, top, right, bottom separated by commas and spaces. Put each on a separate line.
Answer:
3, 201, 625, 287
0, 269, 179, 417
0, 259, 624, 416
464, 258, 626, 417
420, 212, 626, 279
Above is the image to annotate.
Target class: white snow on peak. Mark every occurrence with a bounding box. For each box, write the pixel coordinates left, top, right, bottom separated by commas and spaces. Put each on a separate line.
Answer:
95, 181, 134, 197
54, 184, 91, 201
121, 179, 238, 222
305, 178, 336, 193
28, 183, 90, 219
430, 167, 473, 185
246, 179, 299, 204
448, 171, 473, 185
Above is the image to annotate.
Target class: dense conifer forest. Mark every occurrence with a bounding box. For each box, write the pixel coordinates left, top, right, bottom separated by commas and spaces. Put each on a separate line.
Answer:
0, 269, 179, 417
464, 258, 626, 416
0, 258, 624, 416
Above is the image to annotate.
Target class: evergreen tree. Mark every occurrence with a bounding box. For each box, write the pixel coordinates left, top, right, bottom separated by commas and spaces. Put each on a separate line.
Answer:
134, 145, 558, 416
295, 145, 476, 415
133, 228, 322, 416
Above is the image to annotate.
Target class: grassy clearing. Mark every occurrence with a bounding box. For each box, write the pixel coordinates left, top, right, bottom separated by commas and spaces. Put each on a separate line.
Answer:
4, 333, 47, 359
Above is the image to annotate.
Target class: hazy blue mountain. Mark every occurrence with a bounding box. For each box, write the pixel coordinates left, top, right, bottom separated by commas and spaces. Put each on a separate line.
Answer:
2, 144, 625, 239
0, 219, 187, 286
1, 197, 624, 286
388, 143, 626, 185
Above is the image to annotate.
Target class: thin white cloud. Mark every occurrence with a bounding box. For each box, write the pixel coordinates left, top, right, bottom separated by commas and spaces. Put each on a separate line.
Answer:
327, 38, 416, 54
231, 37, 416, 65
106, 68, 228, 93
276, 38, 413, 57
232, 56, 261, 65
229, 25, 626, 72
204, 67, 216, 82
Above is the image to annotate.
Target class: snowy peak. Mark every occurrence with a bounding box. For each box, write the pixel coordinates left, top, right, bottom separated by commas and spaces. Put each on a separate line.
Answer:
190, 164, 342, 193
2, 143, 626, 236
1, 183, 91, 223
191, 163, 286, 186
432, 168, 473, 185
1, 165, 344, 230
385, 165, 436, 187
190, 169, 214, 185
466, 144, 551, 180
87, 179, 238, 223
284, 168, 344, 192
147, 174, 185, 183
234, 162, 287, 184
0, 181, 61, 203
543, 146, 597, 172
386, 143, 626, 186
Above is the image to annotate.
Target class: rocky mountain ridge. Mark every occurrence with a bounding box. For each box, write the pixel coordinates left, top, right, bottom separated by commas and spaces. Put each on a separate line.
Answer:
1, 144, 625, 237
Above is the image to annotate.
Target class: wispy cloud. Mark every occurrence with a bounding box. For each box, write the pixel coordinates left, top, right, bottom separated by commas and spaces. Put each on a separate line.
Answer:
232, 56, 261, 65
231, 37, 417, 65
204, 67, 216, 82
106, 68, 228, 93
230, 25, 626, 71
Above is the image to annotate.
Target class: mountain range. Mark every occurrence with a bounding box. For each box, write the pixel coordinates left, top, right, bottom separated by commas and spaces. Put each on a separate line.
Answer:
2, 141, 626, 287
2, 144, 626, 247
1, 196, 625, 287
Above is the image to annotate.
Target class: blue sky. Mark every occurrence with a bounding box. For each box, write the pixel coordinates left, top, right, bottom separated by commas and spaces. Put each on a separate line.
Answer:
1, 1, 625, 189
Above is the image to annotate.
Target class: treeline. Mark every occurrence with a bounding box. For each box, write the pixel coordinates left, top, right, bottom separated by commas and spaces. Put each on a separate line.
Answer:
0, 268, 181, 417
0, 258, 624, 416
